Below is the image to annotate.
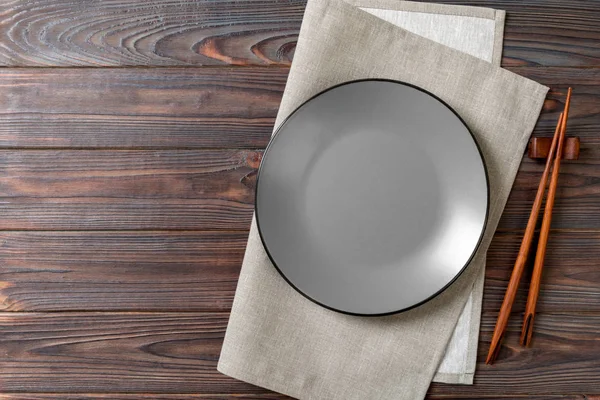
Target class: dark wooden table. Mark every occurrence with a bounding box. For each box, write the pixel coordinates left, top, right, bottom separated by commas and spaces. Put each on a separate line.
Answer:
0, 1, 599, 399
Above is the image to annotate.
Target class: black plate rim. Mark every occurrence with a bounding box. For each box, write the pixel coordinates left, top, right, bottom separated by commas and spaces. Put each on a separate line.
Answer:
255, 78, 490, 317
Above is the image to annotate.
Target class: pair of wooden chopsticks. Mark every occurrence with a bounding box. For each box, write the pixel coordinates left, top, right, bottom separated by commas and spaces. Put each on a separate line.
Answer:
486, 88, 573, 365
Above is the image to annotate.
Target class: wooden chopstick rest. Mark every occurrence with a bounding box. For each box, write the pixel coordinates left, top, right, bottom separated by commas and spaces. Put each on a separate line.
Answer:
529, 137, 580, 160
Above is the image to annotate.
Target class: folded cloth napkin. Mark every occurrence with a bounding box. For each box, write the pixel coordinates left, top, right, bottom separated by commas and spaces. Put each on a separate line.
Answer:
228, 0, 505, 385
218, 0, 548, 399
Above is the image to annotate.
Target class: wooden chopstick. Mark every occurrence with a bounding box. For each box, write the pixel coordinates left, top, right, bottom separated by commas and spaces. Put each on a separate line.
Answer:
520, 87, 573, 347
485, 111, 564, 365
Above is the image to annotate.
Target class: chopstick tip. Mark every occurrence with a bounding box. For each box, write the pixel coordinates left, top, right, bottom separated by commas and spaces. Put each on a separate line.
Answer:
520, 313, 535, 347
485, 332, 504, 365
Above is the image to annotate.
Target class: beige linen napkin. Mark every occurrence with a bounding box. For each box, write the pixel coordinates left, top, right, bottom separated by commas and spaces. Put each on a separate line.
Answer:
219, 0, 548, 399
232, 0, 503, 385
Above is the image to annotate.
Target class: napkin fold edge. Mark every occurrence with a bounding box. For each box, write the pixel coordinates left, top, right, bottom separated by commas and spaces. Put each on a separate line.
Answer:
345, 0, 505, 65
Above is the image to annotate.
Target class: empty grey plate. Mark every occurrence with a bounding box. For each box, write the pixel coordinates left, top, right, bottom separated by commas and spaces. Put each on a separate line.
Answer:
256, 79, 489, 316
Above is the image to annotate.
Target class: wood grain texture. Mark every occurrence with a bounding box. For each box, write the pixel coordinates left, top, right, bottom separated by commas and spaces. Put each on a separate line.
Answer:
2, 230, 600, 312
429, 311, 600, 396
0, 68, 286, 149
427, 397, 585, 400
0, 313, 254, 394
0, 149, 260, 230
0, 0, 598, 397
0, 67, 598, 149
499, 149, 600, 230
529, 137, 580, 160
0, 396, 293, 400
0, 232, 247, 312
0, 0, 303, 67
0, 0, 598, 67
0, 396, 295, 400
484, 231, 600, 314
0, 395, 585, 400
2, 145, 600, 231
0, 312, 599, 394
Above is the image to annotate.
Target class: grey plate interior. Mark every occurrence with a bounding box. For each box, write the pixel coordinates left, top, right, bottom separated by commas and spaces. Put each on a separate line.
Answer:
256, 80, 489, 316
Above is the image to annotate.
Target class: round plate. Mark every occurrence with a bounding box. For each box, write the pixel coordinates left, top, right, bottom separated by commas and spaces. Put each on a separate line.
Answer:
256, 79, 489, 316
